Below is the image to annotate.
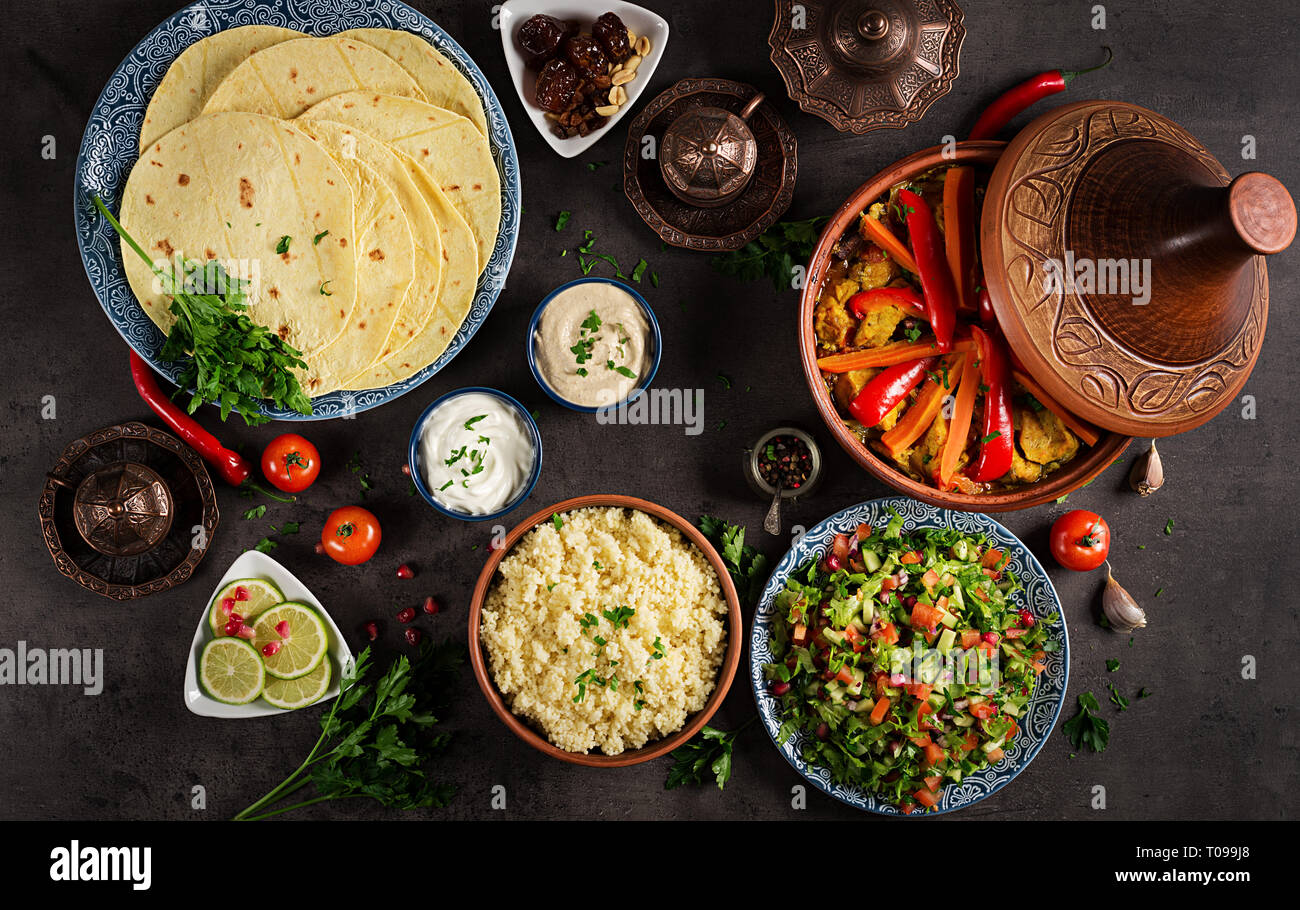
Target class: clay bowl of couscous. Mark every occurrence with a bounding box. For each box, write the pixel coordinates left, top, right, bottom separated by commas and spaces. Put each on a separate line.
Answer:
467, 494, 743, 767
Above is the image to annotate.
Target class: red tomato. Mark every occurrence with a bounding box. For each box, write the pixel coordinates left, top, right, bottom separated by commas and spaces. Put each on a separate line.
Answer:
321, 506, 381, 566
261, 434, 321, 493
1049, 509, 1111, 571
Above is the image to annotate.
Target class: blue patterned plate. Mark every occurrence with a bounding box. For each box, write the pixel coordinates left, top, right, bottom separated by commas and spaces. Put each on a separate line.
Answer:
74, 0, 521, 420
750, 497, 1069, 816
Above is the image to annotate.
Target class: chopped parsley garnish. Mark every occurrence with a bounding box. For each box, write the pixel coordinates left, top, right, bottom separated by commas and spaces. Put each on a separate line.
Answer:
1062, 692, 1109, 752
1164, 518, 1174, 535
312, 229, 329, 245
319, 280, 332, 296
552, 513, 564, 530
979, 431, 1002, 444
631, 258, 648, 282
243, 505, 267, 520
555, 210, 571, 231
275, 235, 291, 255
463, 414, 488, 431
1106, 658, 1120, 672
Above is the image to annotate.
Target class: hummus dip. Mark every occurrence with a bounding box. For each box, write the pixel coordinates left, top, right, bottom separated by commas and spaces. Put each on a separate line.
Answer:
534, 282, 650, 408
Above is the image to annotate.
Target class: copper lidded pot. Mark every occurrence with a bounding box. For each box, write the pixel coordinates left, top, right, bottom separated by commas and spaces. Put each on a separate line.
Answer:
659, 93, 766, 208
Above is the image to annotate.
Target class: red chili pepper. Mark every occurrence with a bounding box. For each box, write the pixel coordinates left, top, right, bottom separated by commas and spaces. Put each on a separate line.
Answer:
965, 326, 1014, 483
897, 189, 957, 353
129, 351, 292, 499
976, 274, 997, 326
849, 287, 927, 322
848, 357, 940, 428
968, 47, 1113, 141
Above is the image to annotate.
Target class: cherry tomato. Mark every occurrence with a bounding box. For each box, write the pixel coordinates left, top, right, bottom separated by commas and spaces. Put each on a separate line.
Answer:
1049, 509, 1110, 571
261, 434, 321, 493
321, 506, 381, 566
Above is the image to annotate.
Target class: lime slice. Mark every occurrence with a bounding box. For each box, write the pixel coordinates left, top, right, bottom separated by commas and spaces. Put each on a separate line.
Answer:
252, 602, 329, 680
199, 638, 266, 705
209, 578, 284, 635
262, 658, 333, 710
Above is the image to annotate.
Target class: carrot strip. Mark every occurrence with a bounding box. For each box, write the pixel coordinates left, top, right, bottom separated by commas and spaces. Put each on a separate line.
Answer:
817, 338, 975, 374
936, 353, 980, 489
1010, 368, 1101, 446
943, 167, 977, 313
879, 353, 964, 456
860, 215, 919, 274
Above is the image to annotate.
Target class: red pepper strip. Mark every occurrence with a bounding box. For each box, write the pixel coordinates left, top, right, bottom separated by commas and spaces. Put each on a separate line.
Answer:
966, 326, 1014, 483
942, 167, 977, 314
849, 287, 927, 322
976, 274, 997, 326
129, 351, 293, 499
898, 189, 957, 353
848, 357, 940, 428
968, 47, 1113, 141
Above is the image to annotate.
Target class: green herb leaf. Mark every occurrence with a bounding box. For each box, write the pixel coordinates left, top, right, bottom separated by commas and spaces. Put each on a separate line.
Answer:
243, 505, 267, 520
312, 229, 330, 245
552, 513, 564, 531
555, 210, 571, 231
275, 235, 291, 255
1062, 692, 1109, 752
1106, 658, 1120, 672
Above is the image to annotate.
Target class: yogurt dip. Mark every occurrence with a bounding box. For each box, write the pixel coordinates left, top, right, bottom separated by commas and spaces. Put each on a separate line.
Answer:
418, 392, 534, 516
534, 282, 650, 408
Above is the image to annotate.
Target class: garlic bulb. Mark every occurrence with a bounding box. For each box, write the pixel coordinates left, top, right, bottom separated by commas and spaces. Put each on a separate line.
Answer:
1129, 440, 1164, 496
1102, 562, 1147, 632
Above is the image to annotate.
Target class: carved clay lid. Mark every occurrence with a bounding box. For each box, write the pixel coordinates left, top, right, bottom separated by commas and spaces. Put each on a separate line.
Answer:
982, 100, 1296, 437
768, 0, 965, 133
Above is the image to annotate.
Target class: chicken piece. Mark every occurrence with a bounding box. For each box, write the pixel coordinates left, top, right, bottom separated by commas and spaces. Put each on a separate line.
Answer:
878, 398, 905, 433
833, 368, 879, 412
1005, 446, 1043, 484
873, 439, 914, 474
852, 303, 906, 349
910, 412, 948, 478
848, 256, 899, 293
1019, 407, 1079, 465
814, 291, 856, 350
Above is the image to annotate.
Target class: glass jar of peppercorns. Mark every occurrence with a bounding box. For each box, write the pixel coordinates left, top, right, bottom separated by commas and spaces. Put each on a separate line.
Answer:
743, 426, 822, 501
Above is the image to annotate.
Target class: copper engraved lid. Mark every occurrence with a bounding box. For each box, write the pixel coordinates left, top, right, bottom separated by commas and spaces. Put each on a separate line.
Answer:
69, 461, 174, 557
768, 0, 965, 133
660, 93, 766, 208
983, 100, 1297, 437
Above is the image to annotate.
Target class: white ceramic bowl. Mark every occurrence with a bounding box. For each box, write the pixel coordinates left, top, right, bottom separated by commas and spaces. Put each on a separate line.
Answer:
182, 550, 353, 719
498, 0, 669, 158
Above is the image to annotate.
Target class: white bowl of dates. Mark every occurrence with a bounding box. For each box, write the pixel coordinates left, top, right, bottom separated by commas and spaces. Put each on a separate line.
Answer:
498, 0, 670, 158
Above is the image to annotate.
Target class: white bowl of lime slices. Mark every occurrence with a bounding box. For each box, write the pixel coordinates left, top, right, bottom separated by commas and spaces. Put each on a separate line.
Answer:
183, 550, 353, 718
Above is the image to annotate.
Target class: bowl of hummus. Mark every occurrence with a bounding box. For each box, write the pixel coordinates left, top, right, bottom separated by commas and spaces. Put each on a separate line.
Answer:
527, 277, 662, 412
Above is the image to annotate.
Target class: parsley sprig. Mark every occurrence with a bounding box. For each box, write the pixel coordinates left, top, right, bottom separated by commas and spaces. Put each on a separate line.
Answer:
665, 719, 756, 791
231, 641, 463, 820
1062, 691, 1110, 752
94, 196, 311, 425
711, 217, 828, 291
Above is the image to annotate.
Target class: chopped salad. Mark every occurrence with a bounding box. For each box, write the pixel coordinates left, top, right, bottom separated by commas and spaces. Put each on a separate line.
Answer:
763, 510, 1059, 814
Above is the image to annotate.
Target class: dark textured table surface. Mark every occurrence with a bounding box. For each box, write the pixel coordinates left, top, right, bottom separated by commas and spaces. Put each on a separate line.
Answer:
2, 0, 1296, 821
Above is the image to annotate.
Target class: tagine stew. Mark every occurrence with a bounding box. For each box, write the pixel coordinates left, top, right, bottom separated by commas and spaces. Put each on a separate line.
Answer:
763, 513, 1059, 814
813, 165, 1101, 494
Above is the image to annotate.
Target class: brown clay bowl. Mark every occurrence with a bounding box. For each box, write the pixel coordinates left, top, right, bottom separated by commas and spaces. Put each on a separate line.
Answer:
467, 494, 743, 767
798, 141, 1131, 512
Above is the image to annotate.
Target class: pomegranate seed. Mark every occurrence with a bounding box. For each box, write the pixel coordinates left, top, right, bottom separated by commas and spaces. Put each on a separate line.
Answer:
396, 607, 416, 624
404, 628, 422, 646
982, 631, 1001, 646
261, 641, 281, 657
772, 681, 791, 696
234, 586, 250, 602
229, 613, 243, 624
402, 463, 411, 476
422, 596, 439, 615
1019, 609, 1036, 627
314, 541, 325, 555
275, 620, 291, 639
223, 619, 242, 637
236, 624, 255, 640
221, 597, 236, 616
816, 723, 830, 740
363, 621, 379, 641
824, 554, 843, 572
396, 563, 415, 579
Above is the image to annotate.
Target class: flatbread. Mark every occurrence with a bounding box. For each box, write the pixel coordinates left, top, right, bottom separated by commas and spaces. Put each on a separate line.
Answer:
201, 35, 428, 120
139, 25, 304, 152
300, 92, 498, 273
290, 119, 445, 387
349, 149, 479, 388
297, 154, 415, 397
337, 28, 488, 136
119, 111, 359, 360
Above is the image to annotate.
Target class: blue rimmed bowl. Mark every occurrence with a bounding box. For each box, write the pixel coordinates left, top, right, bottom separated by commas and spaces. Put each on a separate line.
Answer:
75, 0, 521, 420
749, 496, 1069, 816
525, 277, 662, 413
407, 387, 542, 523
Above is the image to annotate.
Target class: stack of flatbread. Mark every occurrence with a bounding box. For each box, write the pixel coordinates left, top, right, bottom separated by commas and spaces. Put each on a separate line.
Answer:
120, 26, 500, 397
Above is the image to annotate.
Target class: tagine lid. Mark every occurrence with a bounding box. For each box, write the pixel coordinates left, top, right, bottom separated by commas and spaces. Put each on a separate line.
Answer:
767, 0, 965, 134
982, 99, 1296, 437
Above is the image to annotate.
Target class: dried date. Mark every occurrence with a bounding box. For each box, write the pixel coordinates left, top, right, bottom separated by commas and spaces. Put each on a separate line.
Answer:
534, 58, 578, 113
517, 14, 574, 69
592, 12, 632, 63
564, 34, 609, 79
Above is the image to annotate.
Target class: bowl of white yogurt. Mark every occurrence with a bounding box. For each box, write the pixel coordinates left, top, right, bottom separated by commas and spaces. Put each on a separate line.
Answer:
408, 388, 542, 522
526, 277, 662, 413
